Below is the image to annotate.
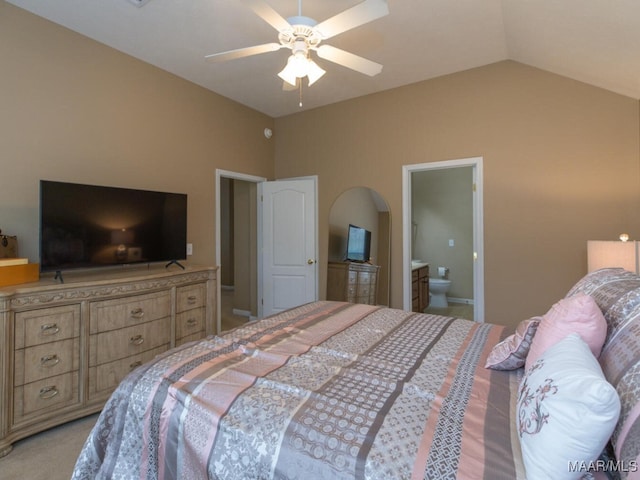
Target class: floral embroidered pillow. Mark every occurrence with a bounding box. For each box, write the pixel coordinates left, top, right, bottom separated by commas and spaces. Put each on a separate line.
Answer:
485, 316, 542, 370
517, 334, 620, 480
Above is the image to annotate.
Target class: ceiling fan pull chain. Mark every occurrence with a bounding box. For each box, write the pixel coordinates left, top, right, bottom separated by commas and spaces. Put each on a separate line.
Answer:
299, 80, 303, 108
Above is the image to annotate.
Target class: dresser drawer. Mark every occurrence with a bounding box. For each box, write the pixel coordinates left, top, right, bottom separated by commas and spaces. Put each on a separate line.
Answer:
176, 283, 206, 313
88, 345, 167, 399
14, 305, 80, 349
357, 271, 372, 285
357, 283, 372, 297
13, 372, 80, 423
14, 338, 80, 386
90, 317, 170, 366
176, 331, 206, 347
90, 291, 171, 334
176, 307, 205, 340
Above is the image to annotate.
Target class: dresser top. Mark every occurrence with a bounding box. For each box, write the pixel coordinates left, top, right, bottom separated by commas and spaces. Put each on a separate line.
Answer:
0, 264, 217, 299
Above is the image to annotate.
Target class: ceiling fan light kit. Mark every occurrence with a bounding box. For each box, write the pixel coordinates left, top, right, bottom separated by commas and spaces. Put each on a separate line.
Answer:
278, 38, 326, 87
206, 0, 389, 96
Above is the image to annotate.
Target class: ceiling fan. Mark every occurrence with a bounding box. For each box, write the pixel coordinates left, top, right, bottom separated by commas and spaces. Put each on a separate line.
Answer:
205, 0, 389, 88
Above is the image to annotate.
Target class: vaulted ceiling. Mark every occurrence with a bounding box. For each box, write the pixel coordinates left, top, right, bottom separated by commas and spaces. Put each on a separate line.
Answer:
7, 0, 640, 118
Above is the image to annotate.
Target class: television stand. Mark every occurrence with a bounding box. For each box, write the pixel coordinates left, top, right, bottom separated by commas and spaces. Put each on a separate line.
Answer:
165, 259, 185, 270
54, 270, 64, 284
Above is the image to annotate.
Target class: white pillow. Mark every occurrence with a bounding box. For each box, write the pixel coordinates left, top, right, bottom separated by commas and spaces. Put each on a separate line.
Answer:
517, 333, 620, 480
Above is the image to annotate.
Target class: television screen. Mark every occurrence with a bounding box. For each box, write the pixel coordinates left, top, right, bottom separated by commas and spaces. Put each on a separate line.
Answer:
39, 180, 187, 272
346, 224, 371, 262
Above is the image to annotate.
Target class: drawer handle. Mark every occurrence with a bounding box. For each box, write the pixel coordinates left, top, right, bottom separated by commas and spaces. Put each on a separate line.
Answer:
40, 354, 60, 367
186, 318, 198, 326
40, 323, 60, 336
130, 360, 142, 370
187, 295, 198, 303
130, 308, 145, 319
39, 386, 59, 400
130, 334, 145, 346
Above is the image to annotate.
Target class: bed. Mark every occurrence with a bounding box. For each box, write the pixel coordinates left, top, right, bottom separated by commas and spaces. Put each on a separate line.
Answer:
72, 268, 640, 479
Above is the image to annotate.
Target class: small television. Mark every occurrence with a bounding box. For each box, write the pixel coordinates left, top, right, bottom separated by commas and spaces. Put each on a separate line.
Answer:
345, 224, 371, 262
39, 180, 187, 273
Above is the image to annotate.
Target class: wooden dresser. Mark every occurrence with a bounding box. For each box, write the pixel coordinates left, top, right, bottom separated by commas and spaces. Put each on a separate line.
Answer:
0, 265, 217, 456
327, 261, 380, 305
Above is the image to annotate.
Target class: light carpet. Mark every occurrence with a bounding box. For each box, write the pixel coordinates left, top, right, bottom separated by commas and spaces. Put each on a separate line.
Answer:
0, 413, 98, 480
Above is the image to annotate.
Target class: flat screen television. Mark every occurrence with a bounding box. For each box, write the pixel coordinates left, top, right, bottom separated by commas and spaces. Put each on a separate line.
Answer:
39, 180, 187, 273
345, 224, 371, 262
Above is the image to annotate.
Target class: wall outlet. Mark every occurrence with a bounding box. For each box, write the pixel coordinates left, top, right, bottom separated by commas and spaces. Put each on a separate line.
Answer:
186, 243, 193, 256
448, 239, 455, 247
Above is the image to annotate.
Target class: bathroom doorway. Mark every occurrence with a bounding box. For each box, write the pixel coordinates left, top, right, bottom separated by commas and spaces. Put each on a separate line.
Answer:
401, 157, 484, 322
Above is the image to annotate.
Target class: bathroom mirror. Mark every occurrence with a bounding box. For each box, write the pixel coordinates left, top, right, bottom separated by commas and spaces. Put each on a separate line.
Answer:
328, 187, 390, 305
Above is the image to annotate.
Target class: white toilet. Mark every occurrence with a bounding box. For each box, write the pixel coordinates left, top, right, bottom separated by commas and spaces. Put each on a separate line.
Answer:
430, 267, 452, 308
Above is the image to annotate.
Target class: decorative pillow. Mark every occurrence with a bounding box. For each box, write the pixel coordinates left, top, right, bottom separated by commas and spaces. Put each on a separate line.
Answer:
485, 316, 542, 370
517, 334, 621, 480
525, 293, 607, 371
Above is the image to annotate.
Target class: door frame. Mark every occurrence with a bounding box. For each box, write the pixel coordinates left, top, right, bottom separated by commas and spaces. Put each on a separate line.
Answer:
215, 169, 267, 333
401, 157, 485, 322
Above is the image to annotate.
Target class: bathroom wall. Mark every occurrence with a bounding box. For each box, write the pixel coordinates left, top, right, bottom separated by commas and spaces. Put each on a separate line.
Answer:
411, 167, 474, 301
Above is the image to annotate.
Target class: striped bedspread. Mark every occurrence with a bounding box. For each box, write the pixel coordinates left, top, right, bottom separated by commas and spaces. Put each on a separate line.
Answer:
72, 301, 524, 479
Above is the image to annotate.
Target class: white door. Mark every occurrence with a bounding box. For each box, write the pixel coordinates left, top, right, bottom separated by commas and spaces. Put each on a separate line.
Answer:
258, 177, 318, 317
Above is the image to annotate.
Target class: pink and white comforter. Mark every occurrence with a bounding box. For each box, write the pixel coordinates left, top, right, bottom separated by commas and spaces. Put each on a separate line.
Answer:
72, 301, 523, 479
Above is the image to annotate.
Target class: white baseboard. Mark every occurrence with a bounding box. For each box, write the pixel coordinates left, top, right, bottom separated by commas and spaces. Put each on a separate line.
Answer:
448, 297, 474, 305
232, 308, 251, 318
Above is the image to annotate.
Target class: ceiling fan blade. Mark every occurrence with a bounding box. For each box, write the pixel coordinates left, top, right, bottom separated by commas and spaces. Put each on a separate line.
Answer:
240, 0, 292, 32
315, 0, 389, 40
316, 45, 383, 76
205, 43, 282, 63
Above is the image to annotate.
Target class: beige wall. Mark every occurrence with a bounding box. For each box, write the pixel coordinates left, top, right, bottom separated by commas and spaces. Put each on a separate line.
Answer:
3, 2, 640, 329
328, 188, 381, 263
0, 2, 274, 269
274, 61, 640, 328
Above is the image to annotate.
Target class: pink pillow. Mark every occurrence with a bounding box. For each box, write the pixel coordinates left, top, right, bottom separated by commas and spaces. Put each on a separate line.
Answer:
525, 293, 606, 371
485, 316, 542, 370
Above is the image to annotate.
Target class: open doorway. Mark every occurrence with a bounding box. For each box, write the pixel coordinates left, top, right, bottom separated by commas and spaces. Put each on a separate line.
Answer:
402, 157, 484, 322
216, 170, 266, 333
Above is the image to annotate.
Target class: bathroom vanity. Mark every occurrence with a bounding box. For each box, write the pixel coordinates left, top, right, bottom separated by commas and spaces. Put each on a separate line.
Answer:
411, 262, 430, 312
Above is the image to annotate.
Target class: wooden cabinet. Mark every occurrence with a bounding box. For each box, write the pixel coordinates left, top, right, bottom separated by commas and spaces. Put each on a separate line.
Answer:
0, 265, 217, 457
327, 262, 380, 305
13, 305, 81, 425
176, 283, 207, 346
412, 264, 430, 312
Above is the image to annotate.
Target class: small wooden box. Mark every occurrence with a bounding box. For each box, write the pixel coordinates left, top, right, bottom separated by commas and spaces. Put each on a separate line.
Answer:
0, 263, 40, 287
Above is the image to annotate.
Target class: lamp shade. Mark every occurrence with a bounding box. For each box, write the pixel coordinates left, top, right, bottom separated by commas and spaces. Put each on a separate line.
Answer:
306, 59, 326, 86
587, 240, 639, 273
278, 54, 326, 87
111, 228, 134, 245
